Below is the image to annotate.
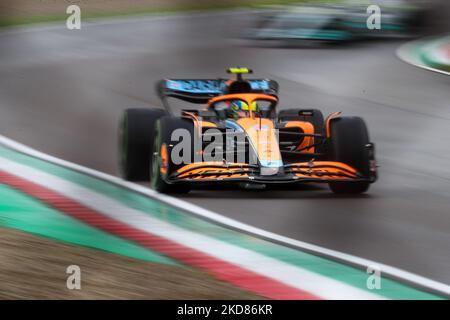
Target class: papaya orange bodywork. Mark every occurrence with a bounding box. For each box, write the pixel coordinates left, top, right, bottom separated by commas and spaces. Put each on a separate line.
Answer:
168, 93, 366, 183
326, 112, 341, 138
176, 162, 251, 180
283, 121, 315, 153
236, 118, 282, 165
174, 161, 359, 181
160, 143, 168, 175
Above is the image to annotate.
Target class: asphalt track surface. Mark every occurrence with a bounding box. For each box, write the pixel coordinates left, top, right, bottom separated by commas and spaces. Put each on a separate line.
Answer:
0, 12, 449, 285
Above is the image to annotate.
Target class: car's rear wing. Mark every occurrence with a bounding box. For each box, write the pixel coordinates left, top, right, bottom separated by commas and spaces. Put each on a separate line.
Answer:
156, 78, 279, 105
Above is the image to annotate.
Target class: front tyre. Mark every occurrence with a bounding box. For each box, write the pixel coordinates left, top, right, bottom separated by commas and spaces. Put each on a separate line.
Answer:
119, 108, 166, 181
328, 117, 371, 194
151, 116, 194, 194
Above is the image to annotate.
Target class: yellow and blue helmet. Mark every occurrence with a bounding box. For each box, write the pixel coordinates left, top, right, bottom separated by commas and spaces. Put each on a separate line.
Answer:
230, 100, 256, 119
230, 100, 257, 116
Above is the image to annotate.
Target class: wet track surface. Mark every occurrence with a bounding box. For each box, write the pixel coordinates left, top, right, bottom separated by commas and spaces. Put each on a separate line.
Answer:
0, 12, 449, 284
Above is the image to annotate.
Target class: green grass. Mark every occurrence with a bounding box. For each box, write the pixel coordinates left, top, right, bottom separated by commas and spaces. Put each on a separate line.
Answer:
0, 0, 336, 28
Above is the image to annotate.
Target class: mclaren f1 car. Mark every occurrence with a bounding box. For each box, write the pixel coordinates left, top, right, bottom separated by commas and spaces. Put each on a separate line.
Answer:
119, 68, 377, 194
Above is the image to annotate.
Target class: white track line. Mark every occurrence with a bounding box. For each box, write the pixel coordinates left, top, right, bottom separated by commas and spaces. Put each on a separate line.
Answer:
0, 134, 449, 297
0, 155, 383, 300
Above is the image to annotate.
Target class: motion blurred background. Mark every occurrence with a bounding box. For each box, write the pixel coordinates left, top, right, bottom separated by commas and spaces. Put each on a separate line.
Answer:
0, 0, 448, 33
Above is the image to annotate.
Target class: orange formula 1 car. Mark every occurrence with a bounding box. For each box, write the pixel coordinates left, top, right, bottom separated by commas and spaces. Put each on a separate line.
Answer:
119, 68, 377, 194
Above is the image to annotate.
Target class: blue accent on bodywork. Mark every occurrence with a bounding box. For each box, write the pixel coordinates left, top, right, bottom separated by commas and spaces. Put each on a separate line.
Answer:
260, 160, 284, 168
166, 80, 222, 94
224, 120, 244, 131
249, 80, 269, 90
166, 79, 270, 94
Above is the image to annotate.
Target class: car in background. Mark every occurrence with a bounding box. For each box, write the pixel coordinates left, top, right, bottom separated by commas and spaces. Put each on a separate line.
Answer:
243, 0, 425, 45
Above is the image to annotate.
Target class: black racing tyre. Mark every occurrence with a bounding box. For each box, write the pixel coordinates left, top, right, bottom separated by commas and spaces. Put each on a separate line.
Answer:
151, 116, 195, 194
328, 117, 371, 194
119, 108, 167, 181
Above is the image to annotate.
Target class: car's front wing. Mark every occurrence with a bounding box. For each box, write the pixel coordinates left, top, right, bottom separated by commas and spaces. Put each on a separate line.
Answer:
166, 161, 374, 185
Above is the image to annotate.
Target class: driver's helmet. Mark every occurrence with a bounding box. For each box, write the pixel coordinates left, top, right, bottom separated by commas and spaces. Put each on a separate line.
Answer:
229, 100, 257, 119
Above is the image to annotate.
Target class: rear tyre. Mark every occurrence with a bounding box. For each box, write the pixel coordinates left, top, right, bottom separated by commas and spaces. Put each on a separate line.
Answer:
151, 116, 194, 194
119, 108, 166, 181
328, 117, 371, 194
